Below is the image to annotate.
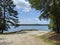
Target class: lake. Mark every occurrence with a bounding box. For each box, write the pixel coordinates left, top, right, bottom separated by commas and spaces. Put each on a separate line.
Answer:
8, 26, 49, 32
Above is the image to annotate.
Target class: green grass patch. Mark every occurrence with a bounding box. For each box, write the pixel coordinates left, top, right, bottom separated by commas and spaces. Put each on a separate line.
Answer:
0, 32, 17, 35
36, 34, 60, 45
0, 31, 27, 35
38, 35, 55, 45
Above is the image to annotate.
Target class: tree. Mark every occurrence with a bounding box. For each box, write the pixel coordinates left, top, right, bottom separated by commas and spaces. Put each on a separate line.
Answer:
29, 0, 60, 33
0, 0, 19, 34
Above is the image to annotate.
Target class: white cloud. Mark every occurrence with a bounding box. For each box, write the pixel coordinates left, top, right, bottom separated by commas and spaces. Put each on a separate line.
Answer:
19, 18, 36, 24
35, 18, 50, 24
12, 0, 31, 12
19, 18, 50, 24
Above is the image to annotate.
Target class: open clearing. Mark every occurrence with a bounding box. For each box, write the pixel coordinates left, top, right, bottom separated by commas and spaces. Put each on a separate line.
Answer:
0, 31, 49, 45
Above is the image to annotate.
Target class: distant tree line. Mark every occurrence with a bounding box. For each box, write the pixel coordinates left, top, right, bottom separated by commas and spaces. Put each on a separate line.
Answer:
20, 24, 49, 26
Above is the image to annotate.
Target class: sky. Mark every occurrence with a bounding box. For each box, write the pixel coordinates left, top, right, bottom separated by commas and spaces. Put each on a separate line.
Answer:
12, 0, 50, 24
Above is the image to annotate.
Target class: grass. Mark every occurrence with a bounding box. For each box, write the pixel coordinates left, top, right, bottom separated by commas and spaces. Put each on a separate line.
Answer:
0, 29, 38, 35
0, 32, 17, 35
0, 30, 27, 35
36, 32, 60, 45
37, 35, 55, 45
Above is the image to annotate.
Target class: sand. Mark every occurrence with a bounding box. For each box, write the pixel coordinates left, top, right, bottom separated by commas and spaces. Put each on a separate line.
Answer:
0, 31, 49, 45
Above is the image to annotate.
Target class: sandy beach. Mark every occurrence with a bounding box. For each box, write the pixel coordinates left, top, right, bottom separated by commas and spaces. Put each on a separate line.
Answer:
0, 31, 49, 45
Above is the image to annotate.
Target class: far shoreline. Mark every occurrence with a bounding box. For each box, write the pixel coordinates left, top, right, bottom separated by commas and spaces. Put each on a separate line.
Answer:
3, 29, 50, 34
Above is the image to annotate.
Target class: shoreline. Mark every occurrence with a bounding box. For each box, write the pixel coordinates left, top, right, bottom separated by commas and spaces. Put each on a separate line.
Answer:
4, 30, 49, 33
5, 29, 49, 32
2, 30, 49, 36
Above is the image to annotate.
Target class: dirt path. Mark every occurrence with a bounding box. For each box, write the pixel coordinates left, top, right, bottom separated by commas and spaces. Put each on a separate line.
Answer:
0, 31, 49, 45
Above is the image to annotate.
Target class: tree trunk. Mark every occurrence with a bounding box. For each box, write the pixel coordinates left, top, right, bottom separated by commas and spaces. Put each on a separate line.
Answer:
1, 30, 3, 34
3, 1, 6, 33
55, 16, 60, 34
53, 0, 60, 34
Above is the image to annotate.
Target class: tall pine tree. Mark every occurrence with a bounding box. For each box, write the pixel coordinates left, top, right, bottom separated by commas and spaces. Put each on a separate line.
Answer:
0, 0, 19, 33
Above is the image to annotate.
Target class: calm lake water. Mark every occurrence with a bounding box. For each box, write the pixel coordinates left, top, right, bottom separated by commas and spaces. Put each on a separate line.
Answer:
8, 26, 49, 32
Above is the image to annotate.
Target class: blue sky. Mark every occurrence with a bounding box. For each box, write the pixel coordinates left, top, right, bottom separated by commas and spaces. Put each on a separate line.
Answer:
13, 0, 50, 24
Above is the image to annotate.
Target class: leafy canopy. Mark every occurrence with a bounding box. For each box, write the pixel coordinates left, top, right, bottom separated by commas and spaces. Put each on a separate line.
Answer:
29, 0, 60, 33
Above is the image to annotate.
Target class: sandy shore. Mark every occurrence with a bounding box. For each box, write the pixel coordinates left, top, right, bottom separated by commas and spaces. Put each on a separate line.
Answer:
0, 31, 49, 45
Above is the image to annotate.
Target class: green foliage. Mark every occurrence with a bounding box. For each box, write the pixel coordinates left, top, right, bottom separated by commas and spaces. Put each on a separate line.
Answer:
0, 0, 19, 33
29, 0, 60, 33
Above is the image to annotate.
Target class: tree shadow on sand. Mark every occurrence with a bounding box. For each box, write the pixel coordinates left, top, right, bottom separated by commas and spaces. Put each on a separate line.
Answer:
0, 41, 13, 45
0, 38, 13, 45
48, 34, 60, 45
